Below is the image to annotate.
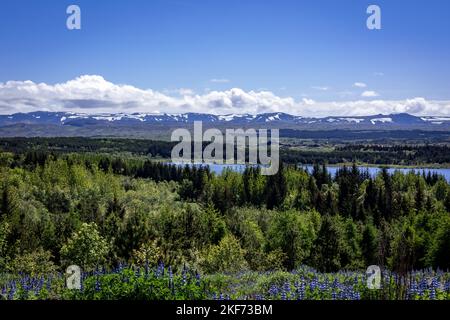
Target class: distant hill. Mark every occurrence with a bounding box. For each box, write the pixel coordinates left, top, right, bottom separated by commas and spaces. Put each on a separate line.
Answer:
0, 111, 449, 138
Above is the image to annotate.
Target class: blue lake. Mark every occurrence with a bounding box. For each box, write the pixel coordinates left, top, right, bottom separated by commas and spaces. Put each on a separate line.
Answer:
172, 162, 450, 182
301, 165, 450, 183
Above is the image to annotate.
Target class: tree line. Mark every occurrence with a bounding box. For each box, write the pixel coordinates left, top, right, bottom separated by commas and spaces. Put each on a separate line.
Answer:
0, 151, 449, 277
2, 137, 450, 166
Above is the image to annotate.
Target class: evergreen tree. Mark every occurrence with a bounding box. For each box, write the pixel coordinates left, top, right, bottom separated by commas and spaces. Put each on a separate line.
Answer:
265, 163, 286, 209
1, 187, 11, 218
361, 223, 379, 266
313, 215, 345, 272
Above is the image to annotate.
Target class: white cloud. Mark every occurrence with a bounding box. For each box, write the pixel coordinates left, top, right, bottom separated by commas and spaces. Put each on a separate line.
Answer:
311, 86, 329, 91
302, 98, 316, 105
361, 91, 379, 98
353, 82, 367, 88
178, 88, 194, 96
210, 78, 230, 83
0, 75, 448, 117
373, 72, 384, 77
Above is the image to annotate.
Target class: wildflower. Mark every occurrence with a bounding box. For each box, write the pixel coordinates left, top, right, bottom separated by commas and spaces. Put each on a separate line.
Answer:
95, 278, 101, 292
195, 272, 201, 286
168, 266, 173, 281
268, 285, 279, 297
444, 280, 450, 293
8, 281, 16, 300
294, 281, 305, 300
429, 288, 436, 300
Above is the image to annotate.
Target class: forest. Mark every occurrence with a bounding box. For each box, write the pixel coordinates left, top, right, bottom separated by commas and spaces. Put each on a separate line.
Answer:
0, 147, 449, 300
1, 137, 450, 166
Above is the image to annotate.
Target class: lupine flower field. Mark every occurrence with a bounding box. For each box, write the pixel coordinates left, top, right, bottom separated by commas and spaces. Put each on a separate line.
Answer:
1, 263, 449, 300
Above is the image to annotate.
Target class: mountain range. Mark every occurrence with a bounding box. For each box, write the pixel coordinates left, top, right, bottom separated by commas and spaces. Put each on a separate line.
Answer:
0, 111, 449, 138
1, 111, 449, 126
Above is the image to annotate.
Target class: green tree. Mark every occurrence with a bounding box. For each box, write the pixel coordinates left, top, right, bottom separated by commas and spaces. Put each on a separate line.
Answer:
0, 220, 10, 271
9, 248, 57, 276
265, 163, 287, 209
60, 222, 109, 271
426, 216, 450, 269
267, 210, 320, 270
199, 234, 248, 273
361, 223, 379, 266
388, 221, 417, 273
312, 215, 348, 272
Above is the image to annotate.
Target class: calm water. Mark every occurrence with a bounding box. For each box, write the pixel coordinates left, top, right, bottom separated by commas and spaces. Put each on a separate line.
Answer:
172, 162, 450, 182
301, 165, 450, 183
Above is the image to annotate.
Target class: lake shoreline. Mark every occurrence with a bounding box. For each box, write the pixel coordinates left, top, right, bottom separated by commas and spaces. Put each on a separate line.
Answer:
327, 162, 450, 170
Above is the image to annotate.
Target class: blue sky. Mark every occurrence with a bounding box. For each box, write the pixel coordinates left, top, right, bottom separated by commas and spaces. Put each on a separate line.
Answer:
0, 0, 449, 116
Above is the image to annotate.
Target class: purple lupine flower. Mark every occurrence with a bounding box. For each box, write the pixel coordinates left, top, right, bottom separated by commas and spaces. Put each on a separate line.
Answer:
429, 288, 436, 300
8, 281, 16, 300
268, 285, 279, 297
283, 282, 291, 297
195, 272, 201, 286
295, 281, 305, 300
431, 277, 440, 290
157, 262, 165, 277
168, 266, 173, 281
444, 280, 450, 293
332, 290, 337, 300
408, 281, 418, 299
95, 278, 101, 291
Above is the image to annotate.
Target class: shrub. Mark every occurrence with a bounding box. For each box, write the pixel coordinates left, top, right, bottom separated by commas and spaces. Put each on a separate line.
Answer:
9, 248, 57, 276
131, 240, 161, 266
60, 222, 109, 271
199, 234, 248, 274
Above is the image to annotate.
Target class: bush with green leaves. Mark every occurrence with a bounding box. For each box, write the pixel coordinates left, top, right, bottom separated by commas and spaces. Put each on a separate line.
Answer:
0, 219, 10, 271
266, 210, 321, 270
199, 234, 248, 274
60, 222, 109, 271
9, 248, 57, 276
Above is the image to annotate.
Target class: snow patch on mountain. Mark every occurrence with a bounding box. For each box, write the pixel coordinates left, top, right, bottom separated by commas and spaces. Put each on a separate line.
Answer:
370, 117, 393, 125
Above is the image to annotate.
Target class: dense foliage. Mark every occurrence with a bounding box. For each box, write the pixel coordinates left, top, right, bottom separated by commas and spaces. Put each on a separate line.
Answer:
280, 144, 450, 165
2, 137, 450, 166
0, 149, 449, 299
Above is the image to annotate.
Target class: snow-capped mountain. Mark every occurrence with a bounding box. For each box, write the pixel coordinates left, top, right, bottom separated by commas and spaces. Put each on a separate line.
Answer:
0, 111, 449, 128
